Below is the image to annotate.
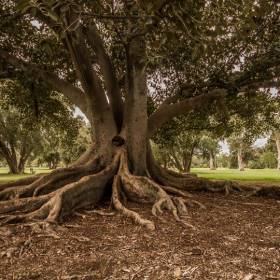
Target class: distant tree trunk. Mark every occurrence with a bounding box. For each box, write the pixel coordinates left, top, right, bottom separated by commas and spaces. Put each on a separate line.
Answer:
183, 152, 191, 173
0, 141, 28, 174
17, 149, 31, 174
209, 152, 216, 170
275, 137, 280, 170
7, 158, 20, 174
17, 160, 25, 174
163, 158, 167, 169
182, 143, 196, 173
170, 148, 183, 171
237, 148, 245, 171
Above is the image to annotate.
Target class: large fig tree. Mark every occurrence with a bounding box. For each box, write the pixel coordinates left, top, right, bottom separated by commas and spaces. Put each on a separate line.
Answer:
0, 0, 280, 229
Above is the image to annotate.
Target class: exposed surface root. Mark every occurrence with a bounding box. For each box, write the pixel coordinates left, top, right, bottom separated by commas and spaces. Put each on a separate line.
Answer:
0, 175, 42, 192
148, 153, 280, 199
110, 150, 199, 230
112, 175, 155, 230
0, 153, 120, 226
166, 168, 197, 178
161, 185, 193, 198
1, 147, 278, 232
0, 157, 102, 201
0, 194, 52, 215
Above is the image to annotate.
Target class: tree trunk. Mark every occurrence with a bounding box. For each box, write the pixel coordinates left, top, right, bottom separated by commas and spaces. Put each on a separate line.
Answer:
123, 37, 148, 175
0, 150, 20, 174
183, 144, 196, 173
7, 159, 20, 174
237, 148, 245, 171
170, 149, 183, 172
1, 5, 279, 231
276, 138, 280, 170
17, 161, 25, 174
17, 151, 31, 174
183, 153, 192, 173
209, 152, 216, 170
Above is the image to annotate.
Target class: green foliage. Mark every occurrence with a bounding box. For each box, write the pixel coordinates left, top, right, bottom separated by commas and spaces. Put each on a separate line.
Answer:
1, 0, 280, 170
0, 79, 86, 170
248, 151, 277, 169
260, 151, 277, 168
43, 151, 60, 169
59, 123, 91, 166
199, 135, 220, 159
247, 160, 265, 169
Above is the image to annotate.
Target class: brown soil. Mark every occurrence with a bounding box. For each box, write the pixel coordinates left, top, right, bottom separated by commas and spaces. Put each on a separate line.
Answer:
0, 192, 279, 280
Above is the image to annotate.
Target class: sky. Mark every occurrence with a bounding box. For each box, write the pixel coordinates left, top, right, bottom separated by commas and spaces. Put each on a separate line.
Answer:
219, 138, 268, 154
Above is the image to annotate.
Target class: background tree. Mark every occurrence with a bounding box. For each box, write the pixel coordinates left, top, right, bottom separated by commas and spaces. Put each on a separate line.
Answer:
40, 121, 91, 168
152, 120, 201, 173
271, 132, 280, 170
0, 79, 84, 173
199, 135, 220, 170
0, 108, 42, 174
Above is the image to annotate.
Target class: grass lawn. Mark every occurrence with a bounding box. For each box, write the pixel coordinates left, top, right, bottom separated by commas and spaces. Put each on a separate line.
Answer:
1, 167, 280, 185
0, 167, 51, 184
192, 167, 280, 184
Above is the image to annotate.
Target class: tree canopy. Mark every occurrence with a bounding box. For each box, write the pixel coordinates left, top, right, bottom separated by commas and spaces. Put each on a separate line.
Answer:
0, 79, 85, 173
0, 0, 280, 230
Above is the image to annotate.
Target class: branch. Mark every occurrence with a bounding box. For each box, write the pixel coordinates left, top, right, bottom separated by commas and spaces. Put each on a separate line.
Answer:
60, 17, 116, 128
157, 84, 197, 109
148, 89, 227, 137
85, 25, 123, 129
0, 50, 91, 119
241, 79, 280, 90
0, 140, 12, 162
32, 6, 112, 122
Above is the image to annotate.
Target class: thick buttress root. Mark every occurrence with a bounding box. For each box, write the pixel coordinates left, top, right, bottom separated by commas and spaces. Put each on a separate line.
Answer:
0, 156, 103, 201
1, 147, 279, 230
147, 151, 280, 200
0, 148, 204, 230
110, 150, 203, 230
0, 153, 120, 226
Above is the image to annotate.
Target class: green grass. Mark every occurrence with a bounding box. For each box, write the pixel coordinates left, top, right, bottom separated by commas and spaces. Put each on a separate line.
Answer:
0, 167, 51, 184
191, 168, 280, 184
1, 167, 280, 185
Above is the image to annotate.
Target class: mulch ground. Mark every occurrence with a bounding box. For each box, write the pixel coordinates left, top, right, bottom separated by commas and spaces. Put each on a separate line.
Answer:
0, 192, 279, 280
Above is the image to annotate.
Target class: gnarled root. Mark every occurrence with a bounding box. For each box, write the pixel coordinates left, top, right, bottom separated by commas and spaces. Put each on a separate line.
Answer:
2, 146, 278, 232
112, 175, 155, 230
109, 150, 202, 230
0, 153, 120, 226
148, 152, 280, 199
0, 157, 103, 201
0, 175, 42, 192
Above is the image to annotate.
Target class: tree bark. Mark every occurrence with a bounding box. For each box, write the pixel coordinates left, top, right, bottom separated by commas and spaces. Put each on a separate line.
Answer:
183, 152, 192, 173
209, 152, 216, 170
183, 143, 196, 173
1, 3, 280, 231
170, 149, 183, 172
0, 141, 24, 174
123, 36, 148, 175
275, 137, 280, 170
237, 148, 245, 171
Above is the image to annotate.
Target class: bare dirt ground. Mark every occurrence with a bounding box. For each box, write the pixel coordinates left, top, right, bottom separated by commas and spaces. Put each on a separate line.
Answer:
0, 192, 279, 280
